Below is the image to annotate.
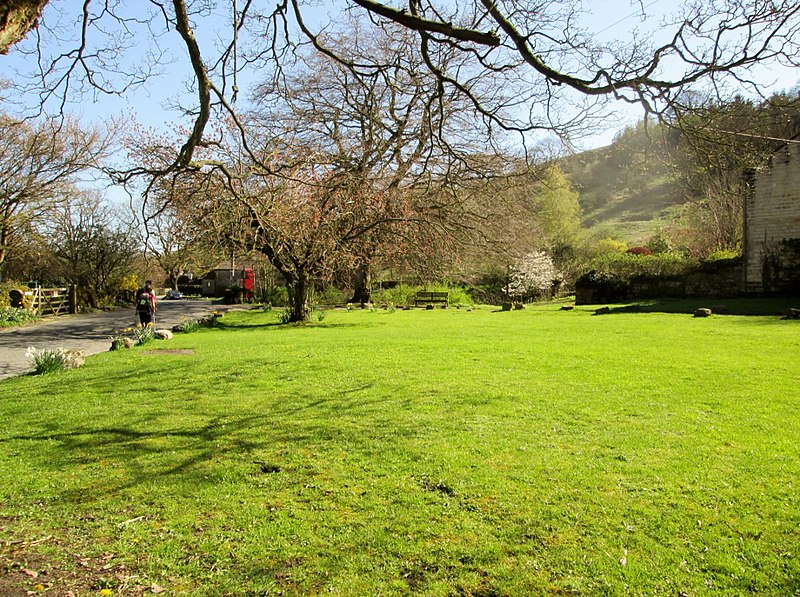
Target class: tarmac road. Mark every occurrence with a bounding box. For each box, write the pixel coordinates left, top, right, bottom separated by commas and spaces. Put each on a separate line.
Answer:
0, 299, 230, 381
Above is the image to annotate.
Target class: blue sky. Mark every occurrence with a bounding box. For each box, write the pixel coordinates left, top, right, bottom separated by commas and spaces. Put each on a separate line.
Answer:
0, 0, 797, 153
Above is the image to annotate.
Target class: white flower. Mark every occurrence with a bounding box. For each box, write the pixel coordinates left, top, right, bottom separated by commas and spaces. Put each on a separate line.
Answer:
508, 251, 560, 297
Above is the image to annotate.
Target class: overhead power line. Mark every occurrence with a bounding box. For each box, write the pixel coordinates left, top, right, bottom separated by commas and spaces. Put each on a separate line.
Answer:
595, 0, 662, 36
712, 129, 800, 144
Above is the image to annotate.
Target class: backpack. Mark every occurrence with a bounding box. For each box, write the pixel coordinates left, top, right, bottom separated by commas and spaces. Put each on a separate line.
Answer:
136, 290, 152, 311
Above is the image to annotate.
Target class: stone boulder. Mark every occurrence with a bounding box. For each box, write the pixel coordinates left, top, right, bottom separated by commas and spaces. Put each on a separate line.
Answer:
63, 350, 84, 369
110, 338, 136, 351
154, 329, 174, 340
694, 308, 712, 318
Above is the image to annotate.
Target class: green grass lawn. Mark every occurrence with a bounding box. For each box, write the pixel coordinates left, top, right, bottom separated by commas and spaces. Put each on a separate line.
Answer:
1, 305, 799, 595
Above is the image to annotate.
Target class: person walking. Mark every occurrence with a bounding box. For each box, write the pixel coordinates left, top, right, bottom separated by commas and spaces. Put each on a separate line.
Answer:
135, 281, 157, 326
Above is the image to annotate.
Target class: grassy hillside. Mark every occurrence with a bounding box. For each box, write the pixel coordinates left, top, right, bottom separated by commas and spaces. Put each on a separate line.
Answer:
561, 140, 684, 243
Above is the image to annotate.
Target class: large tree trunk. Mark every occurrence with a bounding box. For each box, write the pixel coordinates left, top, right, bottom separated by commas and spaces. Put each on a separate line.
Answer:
0, 216, 9, 272
285, 270, 312, 322
348, 259, 372, 304
84, 286, 98, 309
0, 0, 49, 54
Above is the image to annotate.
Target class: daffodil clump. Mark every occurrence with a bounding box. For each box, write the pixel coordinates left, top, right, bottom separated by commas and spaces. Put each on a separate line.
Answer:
132, 323, 155, 345
177, 317, 201, 333
25, 346, 84, 374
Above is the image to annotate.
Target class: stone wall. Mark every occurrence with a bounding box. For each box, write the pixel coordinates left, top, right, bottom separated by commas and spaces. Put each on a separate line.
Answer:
575, 259, 743, 304
744, 142, 800, 293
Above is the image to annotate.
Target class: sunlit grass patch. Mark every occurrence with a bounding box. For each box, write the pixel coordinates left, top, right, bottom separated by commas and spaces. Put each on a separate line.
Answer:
0, 304, 798, 595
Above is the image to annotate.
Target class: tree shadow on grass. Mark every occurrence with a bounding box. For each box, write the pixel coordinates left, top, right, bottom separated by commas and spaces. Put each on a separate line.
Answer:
212, 320, 369, 331
0, 382, 414, 505
1, 414, 268, 499
594, 297, 799, 317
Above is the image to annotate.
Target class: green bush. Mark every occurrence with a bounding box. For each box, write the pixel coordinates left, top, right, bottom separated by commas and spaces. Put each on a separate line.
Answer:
258, 285, 288, 307
178, 317, 201, 333
0, 306, 39, 327
0, 281, 30, 309
370, 284, 417, 306
314, 286, 349, 306
574, 270, 630, 304
178, 283, 203, 296
705, 249, 740, 262
587, 252, 696, 281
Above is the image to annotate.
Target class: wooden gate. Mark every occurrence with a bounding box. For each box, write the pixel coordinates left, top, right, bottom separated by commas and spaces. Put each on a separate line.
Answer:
19, 286, 77, 315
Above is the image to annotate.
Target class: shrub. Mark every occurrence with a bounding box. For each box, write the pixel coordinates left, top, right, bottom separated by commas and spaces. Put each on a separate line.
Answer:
178, 317, 201, 333
576, 252, 701, 305
314, 286, 348, 305
26, 346, 84, 374
593, 238, 628, 255
370, 284, 418, 306
575, 270, 630, 304
0, 306, 39, 327
277, 309, 292, 324
508, 251, 560, 300
588, 251, 695, 281
646, 228, 674, 254
119, 274, 140, 296
258, 285, 288, 307
626, 246, 653, 256
0, 282, 32, 310
705, 249, 740, 262
178, 283, 203, 296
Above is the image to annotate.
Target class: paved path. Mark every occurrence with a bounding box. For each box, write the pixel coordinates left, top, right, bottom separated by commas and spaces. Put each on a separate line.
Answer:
0, 300, 230, 381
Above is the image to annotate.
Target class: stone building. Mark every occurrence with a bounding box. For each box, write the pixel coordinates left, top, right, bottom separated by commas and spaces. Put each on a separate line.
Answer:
743, 137, 800, 293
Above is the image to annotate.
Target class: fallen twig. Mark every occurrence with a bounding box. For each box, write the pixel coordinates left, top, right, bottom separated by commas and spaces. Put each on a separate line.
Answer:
118, 516, 146, 527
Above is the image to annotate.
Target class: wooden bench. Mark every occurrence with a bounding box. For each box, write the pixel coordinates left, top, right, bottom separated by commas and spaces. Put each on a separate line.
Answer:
414, 291, 449, 307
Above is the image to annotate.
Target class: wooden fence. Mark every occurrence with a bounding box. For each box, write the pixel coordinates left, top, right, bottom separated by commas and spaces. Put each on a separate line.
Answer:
14, 286, 78, 315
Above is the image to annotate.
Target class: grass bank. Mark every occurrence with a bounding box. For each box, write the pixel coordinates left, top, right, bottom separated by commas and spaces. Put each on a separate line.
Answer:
0, 305, 798, 595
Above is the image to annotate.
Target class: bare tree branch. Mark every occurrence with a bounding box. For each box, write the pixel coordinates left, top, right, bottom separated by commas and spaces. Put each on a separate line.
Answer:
349, 0, 500, 46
